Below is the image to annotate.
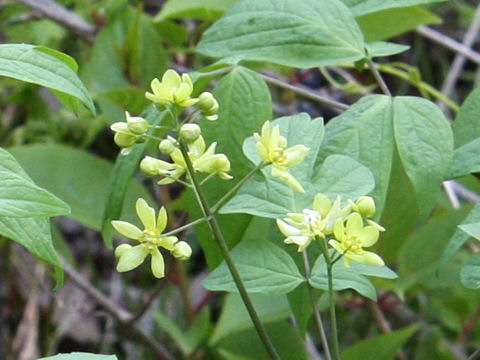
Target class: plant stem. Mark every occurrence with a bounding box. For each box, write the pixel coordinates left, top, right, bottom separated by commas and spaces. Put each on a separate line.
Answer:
211, 162, 267, 213
162, 216, 210, 237
302, 251, 332, 360
367, 58, 392, 97
178, 141, 281, 360
321, 243, 340, 360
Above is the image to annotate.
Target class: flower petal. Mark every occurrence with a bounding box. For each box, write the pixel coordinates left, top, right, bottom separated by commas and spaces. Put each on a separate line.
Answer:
360, 251, 385, 266
114, 243, 132, 258
284, 144, 309, 167
156, 207, 168, 233
313, 193, 332, 218
136, 198, 156, 230
346, 212, 363, 234
162, 69, 181, 88
329, 239, 345, 254
150, 247, 165, 278
271, 167, 305, 193
358, 226, 380, 247
333, 219, 344, 242
116, 245, 148, 272
159, 236, 178, 251
111, 221, 142, 240
276, 219, 302, 237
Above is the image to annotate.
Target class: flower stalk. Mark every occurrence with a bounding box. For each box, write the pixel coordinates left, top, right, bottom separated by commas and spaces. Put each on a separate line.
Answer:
178, 140, 281, 360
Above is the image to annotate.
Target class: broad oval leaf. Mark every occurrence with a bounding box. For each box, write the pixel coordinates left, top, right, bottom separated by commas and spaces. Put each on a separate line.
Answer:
196, 0, 365, 68
461, 252, 480, 289
343, 0, 445, 17
0, 44, 95, 114
309, 255, 377, 300
0, 216, 60, 268
318, 95, 393, 217
341, 325, 419, 360
154, 0, 237, 21
204, 238, 305, 295
393, 96, 453, 218
0, 147, 70, 218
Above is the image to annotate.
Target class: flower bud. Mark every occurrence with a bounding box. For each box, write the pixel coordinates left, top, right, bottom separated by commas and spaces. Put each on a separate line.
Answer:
140, 156, 162, 176
171, 241, 192, 260
179, 123, 201, 142
126, 114, 149, 135
197, 92, 219, 120
114, 132, 136, 148
159, 137, 177, 154
354, 196, 376, 218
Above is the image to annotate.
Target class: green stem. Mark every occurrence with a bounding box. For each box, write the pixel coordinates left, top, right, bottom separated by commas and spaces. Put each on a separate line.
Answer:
178, 141, 281, 360
162, 216, 211, 237
321, 241, 340, 360
367, 58, 392, 97
302, 251, 332, 360
211, 162, 267, 213
195, 65, 235, 78
376, 64, 459, 112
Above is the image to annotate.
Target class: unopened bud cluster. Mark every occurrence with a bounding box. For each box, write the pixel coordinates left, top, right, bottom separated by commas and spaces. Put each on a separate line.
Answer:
110, 112, 150, 155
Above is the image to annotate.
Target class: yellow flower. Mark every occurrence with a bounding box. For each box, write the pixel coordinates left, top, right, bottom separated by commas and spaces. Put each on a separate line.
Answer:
254, 121, 309, 192
112, 198, 191, 278
110, 112, 148, 155
145, 70, 198, 107
276, 193, 349, 251
140, 135, 232, 184
329, 212, 384, 267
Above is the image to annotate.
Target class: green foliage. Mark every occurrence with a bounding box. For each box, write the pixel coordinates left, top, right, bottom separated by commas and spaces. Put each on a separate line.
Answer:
196, 0, 366, 68
341, 325, 419, 360
343, 0, 445, 16
154, 0, 237, 21
0, 44, 95, 114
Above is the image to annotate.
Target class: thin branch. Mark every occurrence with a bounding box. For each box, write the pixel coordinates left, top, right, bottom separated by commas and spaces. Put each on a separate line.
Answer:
61, 260, 176, 360
367, 58, 392, 96
440, 4, 480, 108
259, 72, 350, 111
13, 0, 96, 44
416, 25, 480, 65
468, 348, 480, 360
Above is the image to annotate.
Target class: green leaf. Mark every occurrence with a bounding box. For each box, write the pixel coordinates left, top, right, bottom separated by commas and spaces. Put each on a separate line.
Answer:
0, 216, 60, 268
439, 202, 480, 267
192, 66, 272, 268
204, 237, 305, 295
452, 85, 480, 148
461, 252, 480, 289
449, 138, 480, 178
101, 106, 168, 247
318, 95, 394, 217
343, 0, 445, 17
210, 293, 291, 344
210, 293, 307, 359
154, 0, 237, 21
357, 6, 441, 41
349, 262, 398, 279
38, 353, 118, 360
153, 308, 211, 355
458, 222, 480, 240
97, 87, 151, 114
366, 41, 410, 57
341, 325, 419, 360
399, 208, 469, 281
309, 255, 378, 300
286, 283, 314, 339
196, 0, 366, 68
222, 114, 375, 218
0, 44, 95, 115
449, 86, 480, 178
0, 147, 70, 218
393, 96, 453, 218
8, 144, 153, 233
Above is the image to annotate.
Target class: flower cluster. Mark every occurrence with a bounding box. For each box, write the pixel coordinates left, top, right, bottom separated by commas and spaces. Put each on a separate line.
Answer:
254, 121, 309, 192
112, 198, 192, 278
277, 194, 385, 267
140, 124, 232, 185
